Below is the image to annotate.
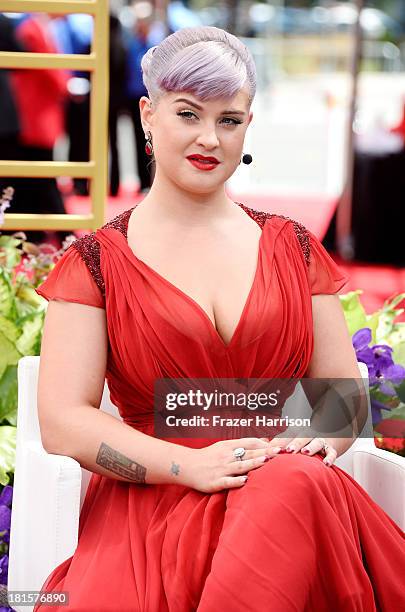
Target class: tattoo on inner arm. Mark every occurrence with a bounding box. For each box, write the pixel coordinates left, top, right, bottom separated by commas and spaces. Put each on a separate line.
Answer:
96, 442, 147, 483
171, 462, 180, 476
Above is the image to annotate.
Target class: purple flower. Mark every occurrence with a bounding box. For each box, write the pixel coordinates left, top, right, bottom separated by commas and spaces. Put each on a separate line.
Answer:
0, 487, 12, 547
352, 328, 372, 350
352, 328, 374, 369
0, 555, 8, 586
0, 488, 12, 509
352, 328, 405, 386
0, 507, 10, 545
352, 327, 405, 426
371, 398, 392, 425
384, 363, 405, 385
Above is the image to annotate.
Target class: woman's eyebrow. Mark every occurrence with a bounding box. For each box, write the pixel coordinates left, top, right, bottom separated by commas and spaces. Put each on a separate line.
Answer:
172, 97, 246, 115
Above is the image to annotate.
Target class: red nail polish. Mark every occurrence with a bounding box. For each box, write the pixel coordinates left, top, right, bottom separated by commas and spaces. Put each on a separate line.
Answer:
302, 449, 310, 454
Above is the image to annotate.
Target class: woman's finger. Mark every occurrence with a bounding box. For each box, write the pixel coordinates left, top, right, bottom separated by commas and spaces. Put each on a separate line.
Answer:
284, 437, 313, 453
321, 444, 338, 467
233, 437, 272, 449
266, 437, 293, 453
300, 438, 338, 466
267, 426, 313, 453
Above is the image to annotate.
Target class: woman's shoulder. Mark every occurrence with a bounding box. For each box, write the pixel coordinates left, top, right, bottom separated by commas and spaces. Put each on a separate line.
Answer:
69, 207, 134, 295
237, 202, 311, 266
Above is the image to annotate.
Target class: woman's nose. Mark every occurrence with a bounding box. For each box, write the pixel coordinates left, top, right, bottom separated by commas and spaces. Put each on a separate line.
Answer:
195, 127, 220, 149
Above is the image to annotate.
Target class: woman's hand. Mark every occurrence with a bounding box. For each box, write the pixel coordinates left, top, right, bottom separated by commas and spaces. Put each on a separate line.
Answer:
266, 429, 350, 467
180, 437, 279, 493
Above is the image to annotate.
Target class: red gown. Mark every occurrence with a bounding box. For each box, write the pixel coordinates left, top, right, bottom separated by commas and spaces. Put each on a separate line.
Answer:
33, 202, 405, 612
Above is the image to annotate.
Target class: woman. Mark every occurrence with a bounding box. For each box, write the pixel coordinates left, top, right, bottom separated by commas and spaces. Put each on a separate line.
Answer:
34, 26, 404, 611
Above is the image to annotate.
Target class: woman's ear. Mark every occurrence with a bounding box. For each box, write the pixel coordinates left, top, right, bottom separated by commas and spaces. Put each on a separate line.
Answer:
139, 96, 154, 132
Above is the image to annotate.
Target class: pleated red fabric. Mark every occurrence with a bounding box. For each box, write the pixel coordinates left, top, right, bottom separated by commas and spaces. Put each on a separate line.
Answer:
33, 203, 405, 611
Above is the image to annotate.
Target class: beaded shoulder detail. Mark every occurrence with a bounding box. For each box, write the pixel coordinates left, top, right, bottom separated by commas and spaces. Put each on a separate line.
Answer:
70, 232, 104, 295
70, 208, 134, 296
235, 201, 311, 266
103, 206, 135, 235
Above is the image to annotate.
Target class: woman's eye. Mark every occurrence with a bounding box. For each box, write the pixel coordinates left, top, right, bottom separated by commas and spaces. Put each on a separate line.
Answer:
177, 111, 197, 122
222, 117, 242, 125
177, 111, 241, 126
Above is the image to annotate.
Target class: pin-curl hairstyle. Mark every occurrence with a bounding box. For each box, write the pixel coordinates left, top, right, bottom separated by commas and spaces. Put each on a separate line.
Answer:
140, 26, 257, 108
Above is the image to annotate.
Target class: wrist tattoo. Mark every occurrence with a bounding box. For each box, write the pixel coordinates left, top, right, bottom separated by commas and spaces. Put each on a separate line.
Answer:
170, 461, 180, 476
96, 442, 146, 483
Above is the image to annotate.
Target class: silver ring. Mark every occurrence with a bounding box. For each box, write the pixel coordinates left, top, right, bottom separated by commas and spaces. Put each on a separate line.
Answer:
233, 447, 246, 461
317, 438, 329, 455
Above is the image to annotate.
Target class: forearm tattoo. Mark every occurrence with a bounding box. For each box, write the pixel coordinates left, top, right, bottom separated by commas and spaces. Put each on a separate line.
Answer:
96, 442, 146, 483
171, 461, 180, 476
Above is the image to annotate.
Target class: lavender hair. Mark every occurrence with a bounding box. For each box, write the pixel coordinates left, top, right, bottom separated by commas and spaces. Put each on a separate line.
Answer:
140, 26, 257, 108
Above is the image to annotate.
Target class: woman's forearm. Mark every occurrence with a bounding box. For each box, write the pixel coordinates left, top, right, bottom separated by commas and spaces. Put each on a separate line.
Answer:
306, 377, 369, 458
42, 404, 193, 486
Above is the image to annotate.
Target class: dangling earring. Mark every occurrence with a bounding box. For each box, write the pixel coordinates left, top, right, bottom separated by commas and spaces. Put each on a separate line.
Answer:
241, 152, 252, 165
145, 131, 153, 156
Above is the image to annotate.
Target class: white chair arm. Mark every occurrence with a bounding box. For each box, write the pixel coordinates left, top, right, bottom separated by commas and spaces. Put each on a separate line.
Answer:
334, 437, 375, 476
8, 442, 82, 612
8, 356, 116, 612
352, 445, 405, 532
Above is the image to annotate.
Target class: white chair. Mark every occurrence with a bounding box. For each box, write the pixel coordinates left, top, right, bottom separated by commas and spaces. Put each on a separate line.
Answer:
8, 356, 405, 612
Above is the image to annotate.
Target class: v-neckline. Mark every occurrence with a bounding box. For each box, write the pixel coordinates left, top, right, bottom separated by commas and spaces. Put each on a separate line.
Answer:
116, 201, 267, 350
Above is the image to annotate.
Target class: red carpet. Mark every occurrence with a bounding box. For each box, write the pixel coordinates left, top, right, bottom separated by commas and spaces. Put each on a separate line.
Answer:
61, 186, 405, 322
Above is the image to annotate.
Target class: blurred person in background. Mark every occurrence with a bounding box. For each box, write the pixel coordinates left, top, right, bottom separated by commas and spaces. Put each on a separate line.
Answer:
108, 13, 128, 197
0, 14, 23, 200
51, 13, 93, 197
125, 1, 158, 193
5, 13, 70, 245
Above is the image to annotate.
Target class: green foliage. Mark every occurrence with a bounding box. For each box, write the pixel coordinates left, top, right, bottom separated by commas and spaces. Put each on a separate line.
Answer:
0, 230, 72, 483
0, 427, 16, 485
341, 290, 405, 455
340, 289, 405, 365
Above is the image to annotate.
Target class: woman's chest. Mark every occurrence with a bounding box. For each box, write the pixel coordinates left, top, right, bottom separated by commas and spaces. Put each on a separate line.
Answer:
126, 228, 262, 347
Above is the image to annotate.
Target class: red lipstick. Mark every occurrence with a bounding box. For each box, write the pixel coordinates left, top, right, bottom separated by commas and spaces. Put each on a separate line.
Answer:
186, 154, 220, 171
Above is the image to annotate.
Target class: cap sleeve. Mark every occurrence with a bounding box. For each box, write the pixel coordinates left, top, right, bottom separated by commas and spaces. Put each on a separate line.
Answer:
307, 229, 349, 295
35, 245, 105, 309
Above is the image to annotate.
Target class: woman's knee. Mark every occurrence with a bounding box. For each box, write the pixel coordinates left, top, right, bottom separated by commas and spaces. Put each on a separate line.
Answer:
249, 451, 330, 492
